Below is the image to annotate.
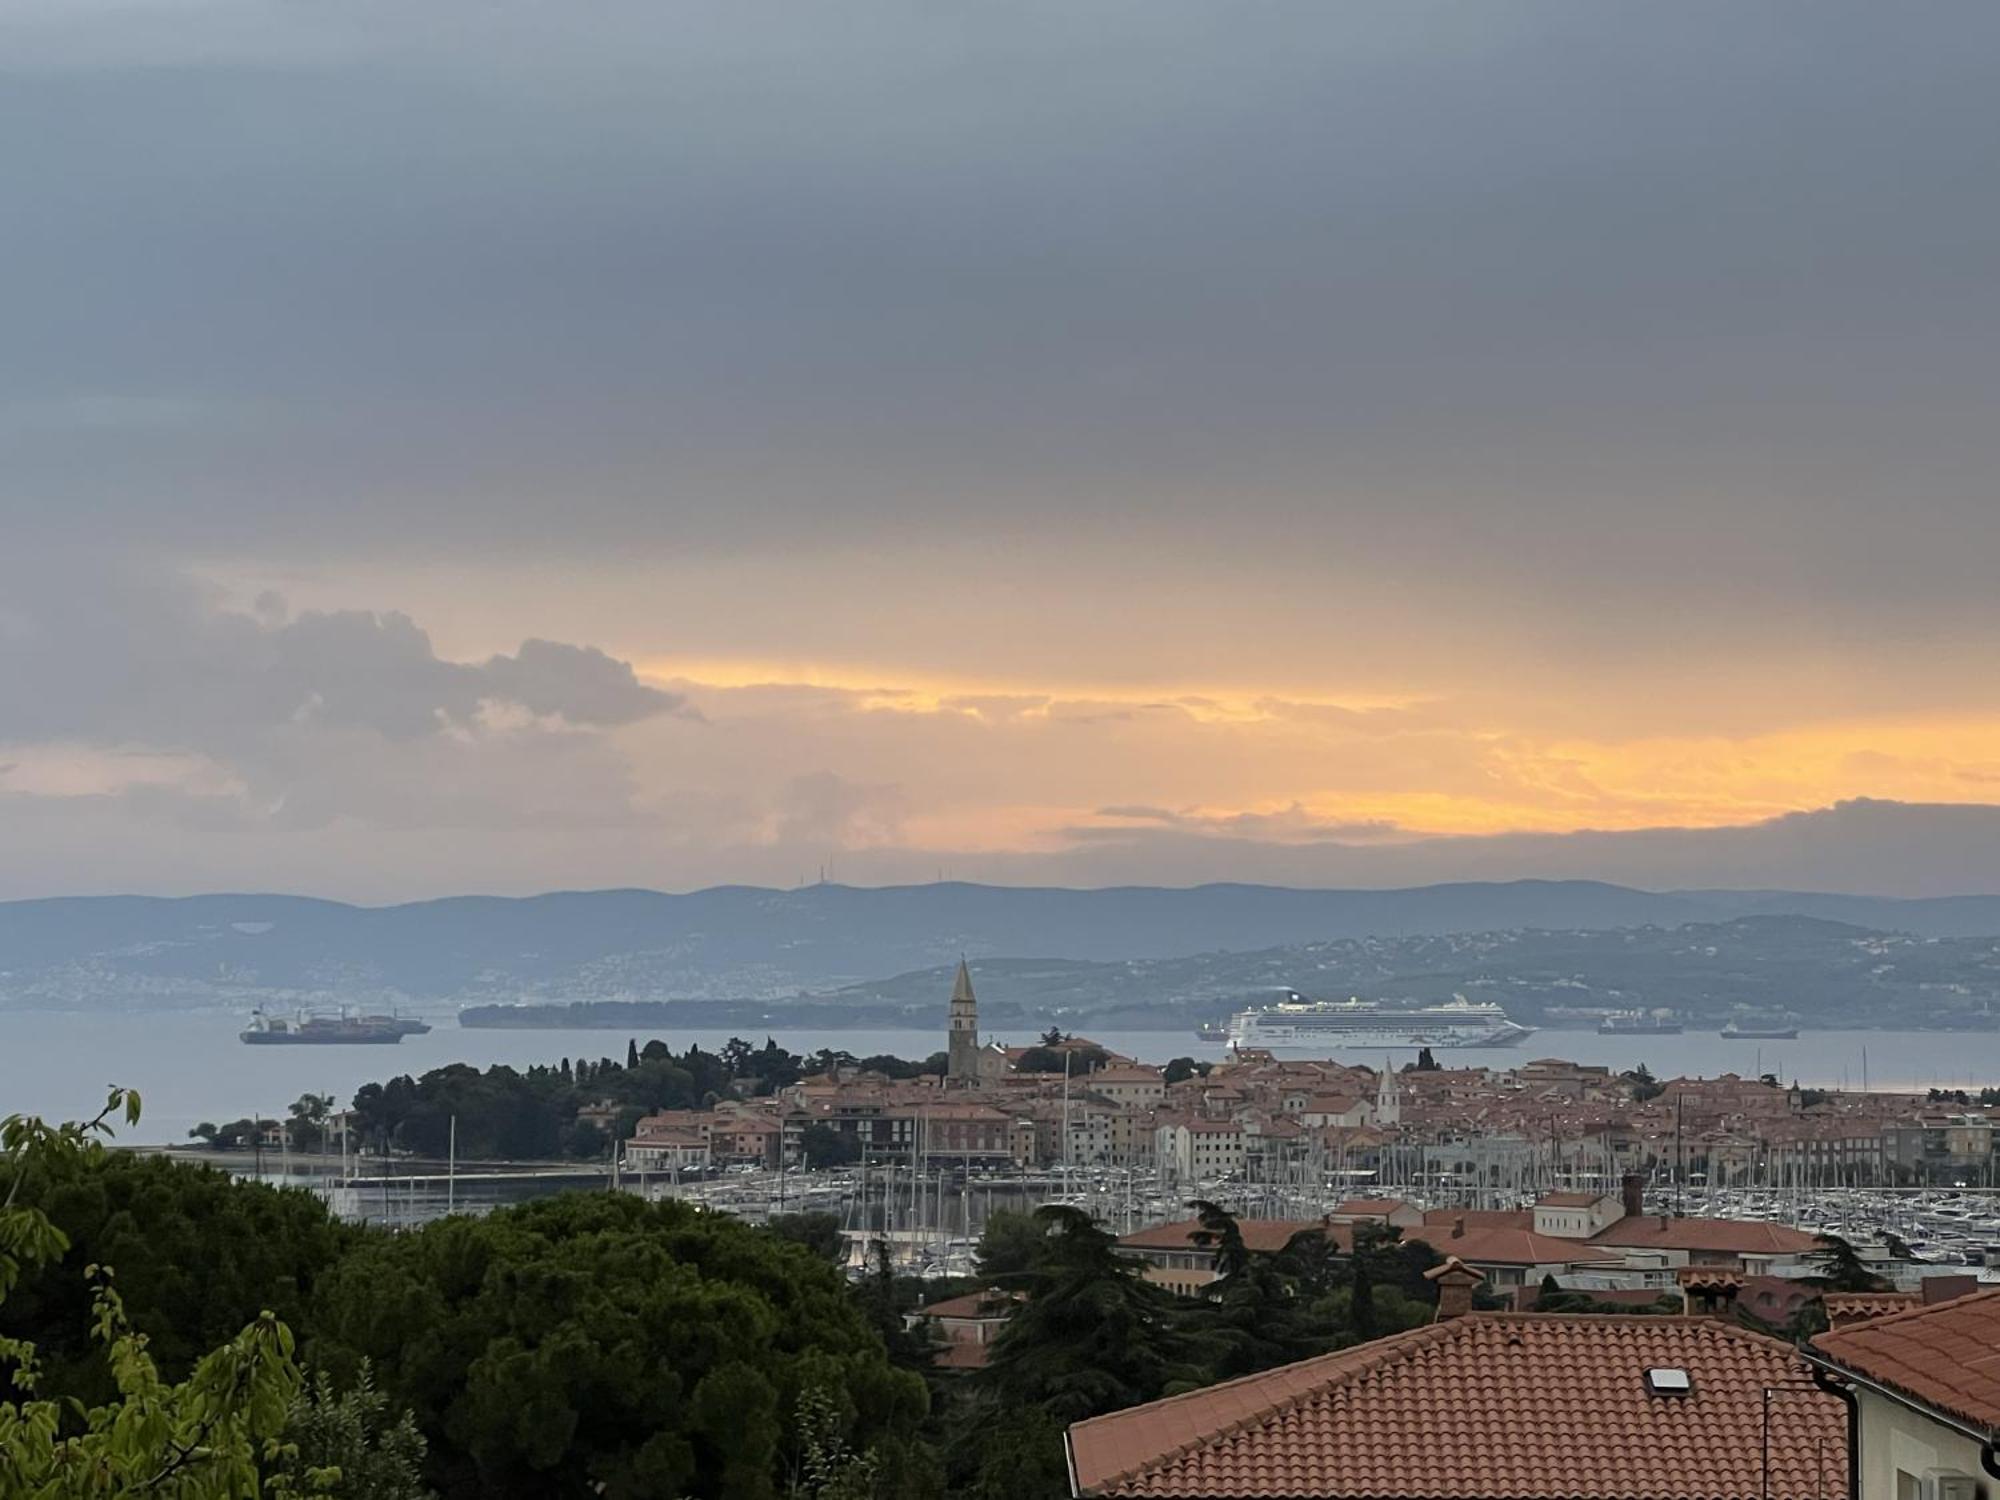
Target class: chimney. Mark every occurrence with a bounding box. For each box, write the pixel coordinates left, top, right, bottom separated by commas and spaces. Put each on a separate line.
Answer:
1425, 1256, 1484, 1321
1620, 1172, 1644, 1220
1452, 1215, 1466, 1239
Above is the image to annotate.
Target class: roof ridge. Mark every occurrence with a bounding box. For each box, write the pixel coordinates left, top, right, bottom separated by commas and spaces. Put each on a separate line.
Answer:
1816, 1283, 2000, 1346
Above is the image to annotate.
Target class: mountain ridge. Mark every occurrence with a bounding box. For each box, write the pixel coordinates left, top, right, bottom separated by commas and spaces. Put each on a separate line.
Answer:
7, 878, 2000, 1010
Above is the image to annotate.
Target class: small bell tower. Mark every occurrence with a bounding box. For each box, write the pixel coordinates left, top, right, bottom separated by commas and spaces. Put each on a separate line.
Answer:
947, 959, 979, 1084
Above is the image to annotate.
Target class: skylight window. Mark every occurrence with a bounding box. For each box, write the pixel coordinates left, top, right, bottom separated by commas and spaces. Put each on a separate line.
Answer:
1645, 1368, 1692, 1395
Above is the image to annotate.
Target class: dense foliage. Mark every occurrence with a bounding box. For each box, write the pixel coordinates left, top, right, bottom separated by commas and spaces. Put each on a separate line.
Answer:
334, 1037, 834, 1161
10, 1081, 1458, 1499
270, 1364, 433, 1500
307, 1194, 930, 1499
3, 1148, 351, 1404
1, 1091, 304, 1499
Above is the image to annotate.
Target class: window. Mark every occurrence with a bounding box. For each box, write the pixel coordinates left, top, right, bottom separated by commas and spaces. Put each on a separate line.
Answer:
1895, 1471, 1921, 1500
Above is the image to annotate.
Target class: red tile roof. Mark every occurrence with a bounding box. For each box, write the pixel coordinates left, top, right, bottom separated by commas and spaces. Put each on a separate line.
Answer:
1421, 1207, 1534, 1230
916, 1288, 1023, 1320
1068, 1313, 1846, 1498
1821, 1291, 1918, 1327
933, 1339, 993, 1371
1813, 1286, 2000, 1432
1591, 1217, 1821, 1254
1407, 1224, 1622, 1269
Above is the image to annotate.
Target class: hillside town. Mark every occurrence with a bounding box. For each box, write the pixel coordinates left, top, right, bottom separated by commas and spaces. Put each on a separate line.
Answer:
623, 966, 2000, 1282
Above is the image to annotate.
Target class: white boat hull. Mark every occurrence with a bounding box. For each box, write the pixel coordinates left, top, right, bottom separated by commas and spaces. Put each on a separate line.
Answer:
1223, 996, 1536, 1053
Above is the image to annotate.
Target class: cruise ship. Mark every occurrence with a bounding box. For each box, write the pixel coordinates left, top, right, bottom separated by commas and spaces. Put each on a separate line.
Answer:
1223, 993, 1534, 1053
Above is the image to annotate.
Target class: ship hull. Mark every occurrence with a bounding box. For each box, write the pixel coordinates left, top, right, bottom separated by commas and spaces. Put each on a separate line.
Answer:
1225, 1021, 1536, 1052
240, 1031, 405, 1045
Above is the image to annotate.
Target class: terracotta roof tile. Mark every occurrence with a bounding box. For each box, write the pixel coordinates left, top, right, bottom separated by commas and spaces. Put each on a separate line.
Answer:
1591, 1217, 1822, 1254
1813, 1286, 2000, 1432
1406, 1224, 1622, 1268
1821, 1291, 1918, 1328
916, 1288, 1023, 1319
1069, 1314, 1846, 1498
1421, 1207, 1534, 1230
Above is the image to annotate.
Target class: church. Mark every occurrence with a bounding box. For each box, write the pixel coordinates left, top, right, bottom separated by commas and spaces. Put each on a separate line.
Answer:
944, 960, 1009, 1085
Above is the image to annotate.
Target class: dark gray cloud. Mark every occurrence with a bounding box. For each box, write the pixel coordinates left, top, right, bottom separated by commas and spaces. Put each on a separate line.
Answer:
478, 640, 690, 728
0, 560, 685, 747
4, 0, 1998, 636
0, 555, 688, 833
6, 3, 2000, 899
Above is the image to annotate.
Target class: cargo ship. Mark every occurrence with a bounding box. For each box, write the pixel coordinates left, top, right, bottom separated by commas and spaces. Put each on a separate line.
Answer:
362, 1013, 433, 1037
240, 1010, 413, 1045
1224, 993, 1534, 1054
1597, 1011, 1684, 1035
1721, 1019, 1800, 1040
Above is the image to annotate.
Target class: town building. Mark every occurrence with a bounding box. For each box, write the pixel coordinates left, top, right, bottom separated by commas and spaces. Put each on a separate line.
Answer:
1811, 1287, 2000, 1500
1067, 1269, 1849, 1498
625, 1119, 711, 1174
906, 1288, 1024, 1372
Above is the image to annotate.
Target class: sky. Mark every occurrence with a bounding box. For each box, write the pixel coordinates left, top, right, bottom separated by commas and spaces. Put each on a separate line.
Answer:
5, 1, 2000, 900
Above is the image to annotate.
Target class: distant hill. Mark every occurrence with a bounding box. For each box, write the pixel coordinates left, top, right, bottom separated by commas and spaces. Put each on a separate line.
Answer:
6, 879, 2000, 1012
819, 913, 2000, 1031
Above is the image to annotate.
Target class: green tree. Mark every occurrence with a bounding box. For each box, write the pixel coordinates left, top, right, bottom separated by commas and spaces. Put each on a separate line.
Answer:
288, 1093, 336, 1152
767, 1212, 846, 1264
4, 1141, 349, 1405
1, 1090, 304, 1499
269, 1363, 434, 1499
973, 1208, 1051, 1285
788, 1383, 877, 1500
1808, 1233, 1888, 1292
1013, 1046, 1109, 1076
976, 1207, 1205, 1422
1181, 1202, 1307, 1378
308, 1193, 926, 1499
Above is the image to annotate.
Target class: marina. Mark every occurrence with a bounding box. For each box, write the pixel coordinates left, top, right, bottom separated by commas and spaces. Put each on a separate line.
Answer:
189, 1141, 2000, 1288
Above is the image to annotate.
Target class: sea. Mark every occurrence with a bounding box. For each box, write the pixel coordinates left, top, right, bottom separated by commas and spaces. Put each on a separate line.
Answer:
8, 1010, 2000, 1145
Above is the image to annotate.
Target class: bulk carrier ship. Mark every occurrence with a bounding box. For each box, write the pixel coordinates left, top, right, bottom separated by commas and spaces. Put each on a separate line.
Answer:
239, 1010, 432, 1045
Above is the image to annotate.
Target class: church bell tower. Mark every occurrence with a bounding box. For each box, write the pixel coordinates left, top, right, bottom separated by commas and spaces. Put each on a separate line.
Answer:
947, 959, 979, 1084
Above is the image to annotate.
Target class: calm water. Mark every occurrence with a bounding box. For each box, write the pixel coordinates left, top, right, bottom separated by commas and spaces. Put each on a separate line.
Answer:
7, 1010, 2000, 1144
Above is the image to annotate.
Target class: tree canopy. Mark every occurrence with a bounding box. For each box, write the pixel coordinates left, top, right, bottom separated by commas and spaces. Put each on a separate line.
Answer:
1, 1090, 304, 1499
3, 1146, 351, 1405
307, 1193, 928, 1499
